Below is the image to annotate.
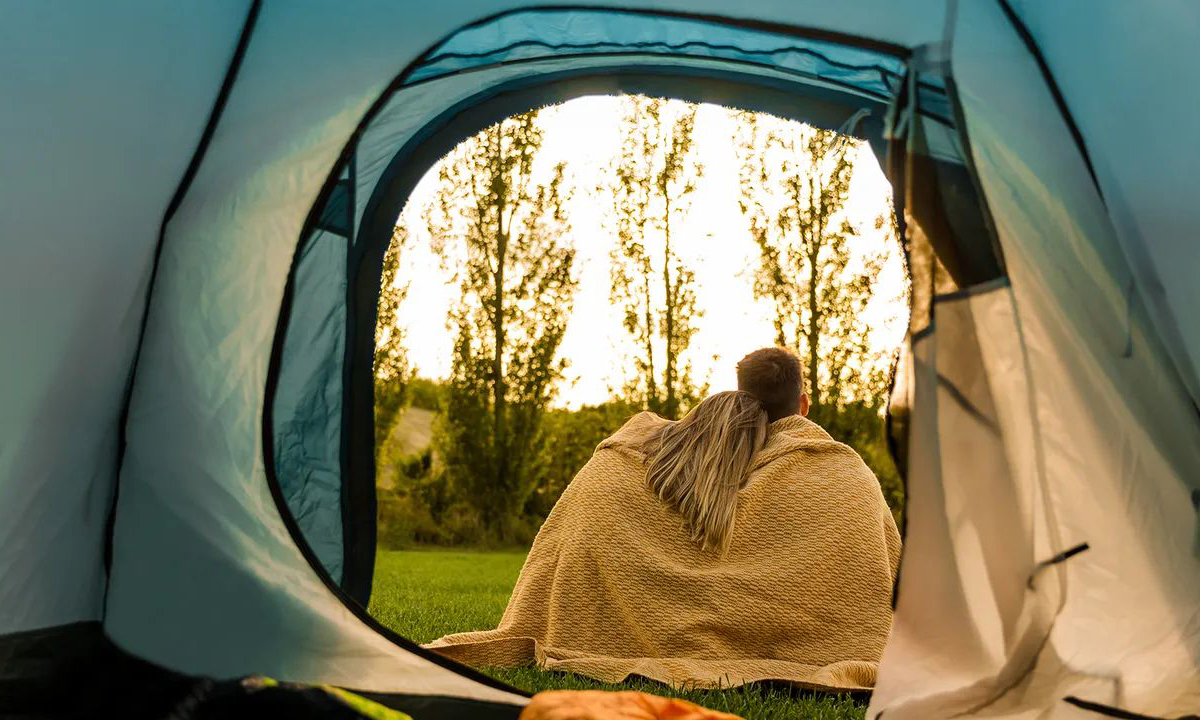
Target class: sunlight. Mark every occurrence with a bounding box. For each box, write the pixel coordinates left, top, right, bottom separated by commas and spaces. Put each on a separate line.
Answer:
389, 95, 906, 409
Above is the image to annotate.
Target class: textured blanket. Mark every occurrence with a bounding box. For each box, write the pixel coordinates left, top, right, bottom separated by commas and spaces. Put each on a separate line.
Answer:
426, 412, 902, 691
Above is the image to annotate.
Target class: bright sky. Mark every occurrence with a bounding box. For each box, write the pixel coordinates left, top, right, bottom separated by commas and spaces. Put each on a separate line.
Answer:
390, 96, 907, 409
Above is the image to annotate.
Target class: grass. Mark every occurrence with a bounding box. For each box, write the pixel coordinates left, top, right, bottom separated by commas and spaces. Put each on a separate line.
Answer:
369, 549, 867, 720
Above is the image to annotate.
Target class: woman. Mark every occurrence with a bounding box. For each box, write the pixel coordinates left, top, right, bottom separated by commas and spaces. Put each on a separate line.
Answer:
427, 347, 901, 691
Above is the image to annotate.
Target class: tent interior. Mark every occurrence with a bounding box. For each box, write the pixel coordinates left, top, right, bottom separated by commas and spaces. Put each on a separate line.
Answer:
2, 2, 1199, 719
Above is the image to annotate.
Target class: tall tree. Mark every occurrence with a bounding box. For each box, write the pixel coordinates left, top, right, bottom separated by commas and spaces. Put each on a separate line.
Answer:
736, 113, 893, 419
608, 96, 705, 419
427, 110, 577, 537
374, 222, 411, 455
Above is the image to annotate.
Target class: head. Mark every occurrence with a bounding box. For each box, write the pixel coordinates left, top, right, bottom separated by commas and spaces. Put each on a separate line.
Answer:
642, 391, 769, 553
735, 347, 808, 422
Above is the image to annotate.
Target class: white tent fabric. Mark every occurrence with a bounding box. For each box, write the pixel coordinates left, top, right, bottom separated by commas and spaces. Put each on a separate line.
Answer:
2, 1, 1199, 717
871, 3, 1200, 716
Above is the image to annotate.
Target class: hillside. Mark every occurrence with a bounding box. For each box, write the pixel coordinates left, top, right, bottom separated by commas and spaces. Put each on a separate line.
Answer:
377, 407, 435, 489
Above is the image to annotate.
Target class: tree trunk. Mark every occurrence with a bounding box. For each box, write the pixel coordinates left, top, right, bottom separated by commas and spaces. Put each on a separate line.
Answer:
643, 271, 656, 411
491, 145, 509, 527
662, 193, 677, 419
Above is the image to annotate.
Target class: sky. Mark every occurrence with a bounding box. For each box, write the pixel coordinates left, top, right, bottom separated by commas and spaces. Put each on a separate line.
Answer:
387, 95, 907, 409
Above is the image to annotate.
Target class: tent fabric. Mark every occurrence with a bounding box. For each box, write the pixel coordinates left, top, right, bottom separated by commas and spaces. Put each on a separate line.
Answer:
0, 0, 252, 637
870, 2, 1200, 716
1010, 0, 1200, 407
409, 9, 910, 99
102, 0, 528, 702
272, 227, 350, 585
2, 1, 1199, 718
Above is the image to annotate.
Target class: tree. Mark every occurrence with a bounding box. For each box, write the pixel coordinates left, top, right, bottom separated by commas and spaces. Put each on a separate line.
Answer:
607, 96, 705, 419
374, 222, 411, 455
736, 113, 894, 418
426, 110, 577, 538
737, 112, 905, 522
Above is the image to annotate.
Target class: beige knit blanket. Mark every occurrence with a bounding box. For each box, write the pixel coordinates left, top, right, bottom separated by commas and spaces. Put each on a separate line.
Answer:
426, 412, 902, 691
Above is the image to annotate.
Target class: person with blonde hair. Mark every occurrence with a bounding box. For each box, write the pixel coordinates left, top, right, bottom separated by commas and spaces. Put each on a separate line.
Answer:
428, 347, 901, 692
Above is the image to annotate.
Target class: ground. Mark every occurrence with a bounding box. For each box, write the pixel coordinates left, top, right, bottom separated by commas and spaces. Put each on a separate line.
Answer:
370, 549, 867, 720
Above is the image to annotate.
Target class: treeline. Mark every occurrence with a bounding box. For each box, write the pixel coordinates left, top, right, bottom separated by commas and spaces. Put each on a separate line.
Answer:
374, 96, 906, 548
377, 379, 902, 548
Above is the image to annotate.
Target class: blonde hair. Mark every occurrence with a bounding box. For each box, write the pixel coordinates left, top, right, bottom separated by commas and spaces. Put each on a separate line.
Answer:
642, 391, 770, 552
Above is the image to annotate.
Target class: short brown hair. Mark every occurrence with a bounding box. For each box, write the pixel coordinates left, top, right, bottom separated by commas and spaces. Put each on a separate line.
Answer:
736, 347, 803, 422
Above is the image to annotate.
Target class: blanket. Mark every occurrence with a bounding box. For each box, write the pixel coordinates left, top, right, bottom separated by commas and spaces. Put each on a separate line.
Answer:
426, 412, 902, 691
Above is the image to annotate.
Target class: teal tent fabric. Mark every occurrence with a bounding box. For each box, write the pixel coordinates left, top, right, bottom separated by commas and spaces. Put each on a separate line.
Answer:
273, 227, 349, 586
2, 2, 1199, 717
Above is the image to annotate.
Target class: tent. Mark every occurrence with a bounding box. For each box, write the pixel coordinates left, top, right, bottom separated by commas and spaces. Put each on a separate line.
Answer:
2, 1, 1199, 718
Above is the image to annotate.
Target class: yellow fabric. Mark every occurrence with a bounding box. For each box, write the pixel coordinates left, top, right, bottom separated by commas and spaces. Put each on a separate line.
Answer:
520, 690, 744, 720
427, 411, 902, 691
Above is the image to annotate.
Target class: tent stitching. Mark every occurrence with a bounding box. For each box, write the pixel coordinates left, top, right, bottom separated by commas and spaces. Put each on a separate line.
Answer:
993, 0, 1105, 206
102, 0, 262, 615
436, 5, 913, 58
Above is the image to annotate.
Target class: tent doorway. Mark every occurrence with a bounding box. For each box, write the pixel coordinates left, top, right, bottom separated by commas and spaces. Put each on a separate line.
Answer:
263, 8, 1001, 715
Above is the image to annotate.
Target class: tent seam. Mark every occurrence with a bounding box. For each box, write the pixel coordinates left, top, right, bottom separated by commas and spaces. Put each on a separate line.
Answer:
993, 0, 1106, 207
102, 0, 263, 618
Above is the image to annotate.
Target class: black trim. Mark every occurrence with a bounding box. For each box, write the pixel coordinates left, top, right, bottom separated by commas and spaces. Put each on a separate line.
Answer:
443, 5, 912, 59
354, 691, 523, 720
337, 150, 376, 604
994, 0, 1105, 204
930, 276, 1012, 304
103, 0, 262, 607
1063, 696, 1199, 720
0, 623, 523, 720
1026, 542, 1089, 590
424, 37, 904, 82
0, 621, 192, 719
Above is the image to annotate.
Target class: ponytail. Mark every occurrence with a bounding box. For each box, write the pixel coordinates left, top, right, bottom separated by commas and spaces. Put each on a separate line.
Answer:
642, 391, 769, 552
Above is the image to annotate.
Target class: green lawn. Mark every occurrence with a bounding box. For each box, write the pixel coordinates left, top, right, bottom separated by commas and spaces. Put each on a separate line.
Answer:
369, 549, 867, 719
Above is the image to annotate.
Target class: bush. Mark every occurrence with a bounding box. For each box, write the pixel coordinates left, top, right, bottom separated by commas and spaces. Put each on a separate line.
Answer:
406, 376, 445, 412
376, 395, 906, 548
377, 489, 445, 548
527, 400, 640, 518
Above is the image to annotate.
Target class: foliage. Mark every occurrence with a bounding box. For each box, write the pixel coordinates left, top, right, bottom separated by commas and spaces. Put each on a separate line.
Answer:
373, 101, 909, 546
370, 549, 866, 720
607, 96, 706, 419
735, 113, 905, 522
426, 110, 578, 539
405, 376, 444, 412
736, 114, 898, 413
526, 400, 641, 518
378, 398, 638, 549
374, 223, 412, 454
